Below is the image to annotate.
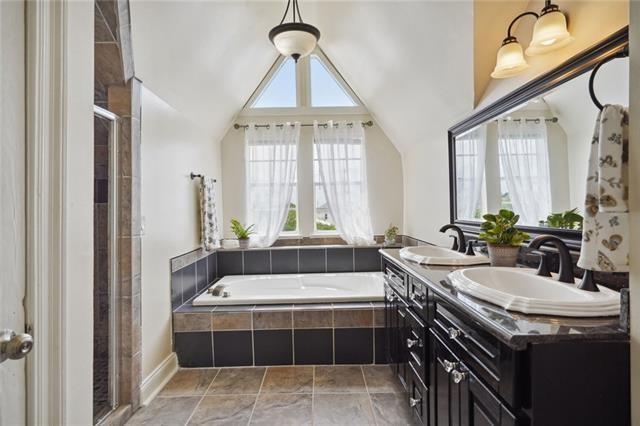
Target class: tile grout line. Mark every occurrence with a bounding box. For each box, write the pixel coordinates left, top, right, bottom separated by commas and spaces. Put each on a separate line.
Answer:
361, 365, 379, 426
183, 368, 222, 425
247, 367, 268, 424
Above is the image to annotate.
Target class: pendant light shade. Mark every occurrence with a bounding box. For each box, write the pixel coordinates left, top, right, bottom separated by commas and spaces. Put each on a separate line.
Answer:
491, 39, 530, 79
269, 0, 320, 62
525, 7, 573, 56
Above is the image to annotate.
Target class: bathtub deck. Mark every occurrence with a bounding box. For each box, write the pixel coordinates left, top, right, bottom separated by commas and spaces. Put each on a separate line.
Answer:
127, 365, 417, 425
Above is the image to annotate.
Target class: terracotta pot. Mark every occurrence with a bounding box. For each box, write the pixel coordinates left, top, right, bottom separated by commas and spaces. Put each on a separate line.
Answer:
487, 244, 520, 267
238, 238, 250, 249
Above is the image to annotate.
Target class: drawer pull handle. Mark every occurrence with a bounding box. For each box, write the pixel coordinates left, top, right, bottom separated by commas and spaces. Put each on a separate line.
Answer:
447, 327, 463, 340
409, 397, 421, 408
410, 293, 424, 304
442, 359, 459, 373
406, 338, 422, 349
451, 369, 468, 384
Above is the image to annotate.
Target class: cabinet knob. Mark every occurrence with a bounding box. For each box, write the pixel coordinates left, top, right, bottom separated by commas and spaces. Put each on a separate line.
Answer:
409, 397, 421, 408
447, 327, 463, 340
387, 293, 397, 302
452, 369, 468, 384
442, 359, 459, 373
406, 338, 422, 349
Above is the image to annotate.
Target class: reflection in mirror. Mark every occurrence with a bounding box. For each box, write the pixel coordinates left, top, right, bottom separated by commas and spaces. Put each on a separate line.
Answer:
455, 57, 629, 229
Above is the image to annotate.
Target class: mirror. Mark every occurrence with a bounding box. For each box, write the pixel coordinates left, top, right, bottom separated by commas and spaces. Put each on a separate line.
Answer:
449, 29, 628, 241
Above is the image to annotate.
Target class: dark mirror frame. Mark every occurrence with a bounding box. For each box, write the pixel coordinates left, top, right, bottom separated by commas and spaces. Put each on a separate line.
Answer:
448, 26, 628, 250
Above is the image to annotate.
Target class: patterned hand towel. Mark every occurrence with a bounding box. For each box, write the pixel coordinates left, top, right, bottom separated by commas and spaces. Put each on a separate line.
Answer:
577, 105, 629, 272
199, 177, 220, 251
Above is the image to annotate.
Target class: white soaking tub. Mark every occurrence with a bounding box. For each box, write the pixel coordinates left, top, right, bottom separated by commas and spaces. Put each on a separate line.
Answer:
192, 272, 384, 306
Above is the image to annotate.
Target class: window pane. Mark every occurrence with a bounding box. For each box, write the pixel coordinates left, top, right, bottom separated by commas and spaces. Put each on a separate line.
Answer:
310, 56, 357, 107
252, 59, 297, 108
282, 184, 298, 233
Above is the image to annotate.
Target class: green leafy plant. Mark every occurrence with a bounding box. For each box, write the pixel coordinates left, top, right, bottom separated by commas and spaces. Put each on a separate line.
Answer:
543, 208, 583, 230
479, 209, 530, 246
385, 223, 399, 240
230, 218, 255, 239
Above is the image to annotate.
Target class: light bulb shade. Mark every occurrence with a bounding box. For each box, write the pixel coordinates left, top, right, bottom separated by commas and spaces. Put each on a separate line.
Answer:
269, 22, 320, 61
525, 10, 573, 56
491, 40, 530, 79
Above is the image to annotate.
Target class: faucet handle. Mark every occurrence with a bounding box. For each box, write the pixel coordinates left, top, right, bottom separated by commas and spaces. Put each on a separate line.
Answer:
531, 250, 552, 278
465, 240, 476, 256
449, 235, 459, 251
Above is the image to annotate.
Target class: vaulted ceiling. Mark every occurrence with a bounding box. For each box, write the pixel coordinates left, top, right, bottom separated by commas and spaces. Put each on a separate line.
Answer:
129, 0, 475, 153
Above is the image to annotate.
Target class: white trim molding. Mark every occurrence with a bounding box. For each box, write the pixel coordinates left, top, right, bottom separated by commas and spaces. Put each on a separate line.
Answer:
25, 1, 67, 423
26, 1, 94, 424
140, 353, 178, 406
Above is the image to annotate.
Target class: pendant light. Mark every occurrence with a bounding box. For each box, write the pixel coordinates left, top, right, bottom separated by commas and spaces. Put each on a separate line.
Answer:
491, 12, 538, 79
269, 0, 320, 63
526, 2, 573, 56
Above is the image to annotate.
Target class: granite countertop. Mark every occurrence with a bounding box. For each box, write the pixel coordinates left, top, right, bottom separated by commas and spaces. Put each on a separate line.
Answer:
379, 248, 628, 350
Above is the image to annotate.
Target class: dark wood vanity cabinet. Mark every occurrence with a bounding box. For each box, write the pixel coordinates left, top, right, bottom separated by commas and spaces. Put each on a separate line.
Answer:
383, 257, 630, 426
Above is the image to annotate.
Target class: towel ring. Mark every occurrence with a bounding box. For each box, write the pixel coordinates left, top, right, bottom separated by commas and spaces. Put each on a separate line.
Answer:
588, 47, 628, 111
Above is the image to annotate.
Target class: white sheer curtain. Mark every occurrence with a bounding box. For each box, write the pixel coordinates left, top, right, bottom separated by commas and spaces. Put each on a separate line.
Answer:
498, 118, 551, 225
456, 126, 487, 220
313, 120, 375, 245
245, 122, 300, 247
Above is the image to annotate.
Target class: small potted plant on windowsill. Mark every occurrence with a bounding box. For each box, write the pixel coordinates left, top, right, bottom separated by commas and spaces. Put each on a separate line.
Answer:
479, 209, 529, 267
384, 223, 399, 246
230, 218, 254, 249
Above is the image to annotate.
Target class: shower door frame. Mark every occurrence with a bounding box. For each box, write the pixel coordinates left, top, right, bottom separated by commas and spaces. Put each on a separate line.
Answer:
93, 105, 120, 420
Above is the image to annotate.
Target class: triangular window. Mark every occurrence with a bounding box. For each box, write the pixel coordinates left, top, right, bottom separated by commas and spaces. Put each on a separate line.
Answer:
251, 58, 297, 108
310, 55, 357, 107
245, 48, 362, 111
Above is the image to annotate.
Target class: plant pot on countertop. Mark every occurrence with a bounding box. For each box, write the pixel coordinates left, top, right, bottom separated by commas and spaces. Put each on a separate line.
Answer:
487, 244, 520, 267
238, 238, 250, 250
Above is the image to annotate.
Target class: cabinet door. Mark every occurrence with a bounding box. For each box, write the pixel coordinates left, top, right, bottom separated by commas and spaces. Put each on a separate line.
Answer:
385, 285, 399, 370
432, 332, 517, 426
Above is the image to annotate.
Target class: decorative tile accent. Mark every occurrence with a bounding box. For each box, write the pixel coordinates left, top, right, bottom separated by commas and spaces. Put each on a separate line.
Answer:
174, 332, 213, 368
326, 248, 354, 272
293, 310, 333, 329
334, 328, 373, 364
253, 311, 292, 330
212, 331, 253, 367
334, 309, 373, 328
294, 329, 333, 365
243, 250, 271, 275
254, 330, 293, 366
211, 312, 251, 330
173, 313, 211, 332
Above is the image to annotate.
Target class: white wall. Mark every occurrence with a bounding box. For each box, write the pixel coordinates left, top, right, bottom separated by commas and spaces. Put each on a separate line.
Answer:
221, 114, 403, 239
629, 2, 639, 424
140, 87, 222, 379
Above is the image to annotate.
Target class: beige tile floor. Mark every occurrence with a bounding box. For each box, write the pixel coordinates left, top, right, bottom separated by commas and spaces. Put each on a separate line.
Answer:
127, 365, 417, 425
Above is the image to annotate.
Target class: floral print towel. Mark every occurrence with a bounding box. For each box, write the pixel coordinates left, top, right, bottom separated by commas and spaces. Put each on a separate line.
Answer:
577, 105, 629, 272
200, 176, 220, 251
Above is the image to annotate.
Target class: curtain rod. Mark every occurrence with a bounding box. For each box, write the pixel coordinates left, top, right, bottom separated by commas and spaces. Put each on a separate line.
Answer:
495, 117, 558, 123
233, 120, 374, 130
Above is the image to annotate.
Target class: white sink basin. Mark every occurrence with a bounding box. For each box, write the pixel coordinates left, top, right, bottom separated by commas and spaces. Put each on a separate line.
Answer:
399, 245, 490, 266
448, 267, 620, 317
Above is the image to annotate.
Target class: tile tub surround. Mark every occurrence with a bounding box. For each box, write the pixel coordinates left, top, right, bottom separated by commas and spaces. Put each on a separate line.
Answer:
126, 365, 415, 425
172, 302, 386, 368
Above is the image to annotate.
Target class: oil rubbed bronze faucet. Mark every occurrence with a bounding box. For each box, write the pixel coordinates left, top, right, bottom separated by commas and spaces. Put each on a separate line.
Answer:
528, 235, 575, 284
439, 224, 466, 253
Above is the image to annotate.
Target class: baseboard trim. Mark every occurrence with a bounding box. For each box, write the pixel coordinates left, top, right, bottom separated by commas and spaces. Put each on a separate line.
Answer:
140, 352, 178, 406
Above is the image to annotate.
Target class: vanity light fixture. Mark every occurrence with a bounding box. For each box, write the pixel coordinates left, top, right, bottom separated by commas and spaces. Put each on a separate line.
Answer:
491, 1, 572, 79
269, 0, 320, 63
526, 1, 573, 56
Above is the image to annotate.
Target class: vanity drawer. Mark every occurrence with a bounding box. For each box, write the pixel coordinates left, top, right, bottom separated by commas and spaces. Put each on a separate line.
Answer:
408, 364, 429, 425
433, 298, 520, 407
406, 307, 427, 384
408, 276, 430, 321
383, 259, 407, 298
